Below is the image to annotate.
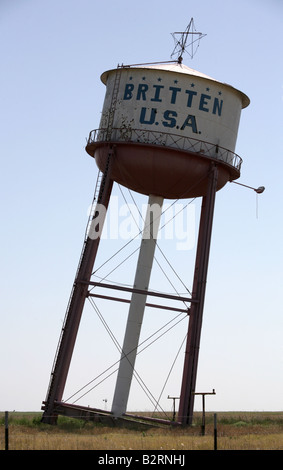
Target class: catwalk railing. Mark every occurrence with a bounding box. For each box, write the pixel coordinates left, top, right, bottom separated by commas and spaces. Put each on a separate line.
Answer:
86, 127, 243, 172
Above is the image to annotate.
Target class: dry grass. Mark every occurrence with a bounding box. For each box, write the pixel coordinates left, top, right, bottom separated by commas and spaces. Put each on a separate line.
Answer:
1, 411, 283, 450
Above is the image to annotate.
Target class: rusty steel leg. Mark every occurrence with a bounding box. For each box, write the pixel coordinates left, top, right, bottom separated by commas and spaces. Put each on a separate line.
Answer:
178, 164, 218, 426
41, 147, 114, 424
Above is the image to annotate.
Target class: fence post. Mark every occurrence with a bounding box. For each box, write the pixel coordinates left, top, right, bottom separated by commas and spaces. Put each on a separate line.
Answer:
5, 411, 9, 451
214, 413, 217, 450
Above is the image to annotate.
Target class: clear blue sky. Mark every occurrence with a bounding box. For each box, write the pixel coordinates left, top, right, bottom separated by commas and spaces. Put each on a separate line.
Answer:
1, 0, 282, 414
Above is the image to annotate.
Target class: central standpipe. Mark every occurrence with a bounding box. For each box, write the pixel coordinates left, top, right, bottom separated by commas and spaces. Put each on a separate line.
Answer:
111, 194, 164, 417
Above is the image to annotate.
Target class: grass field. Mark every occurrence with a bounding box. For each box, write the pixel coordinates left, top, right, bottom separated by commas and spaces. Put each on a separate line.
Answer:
1, 411, 283, 450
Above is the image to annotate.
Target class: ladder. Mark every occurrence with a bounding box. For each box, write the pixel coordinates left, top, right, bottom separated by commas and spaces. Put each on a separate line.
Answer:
85, 63, 122, 239
85, 170, 103, 239
105, 65, 122, 141
85, 143, 114, 240
94, 170, 103, 201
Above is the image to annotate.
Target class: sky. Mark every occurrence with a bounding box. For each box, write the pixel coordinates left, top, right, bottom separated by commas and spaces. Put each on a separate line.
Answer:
0, 0, 282, 416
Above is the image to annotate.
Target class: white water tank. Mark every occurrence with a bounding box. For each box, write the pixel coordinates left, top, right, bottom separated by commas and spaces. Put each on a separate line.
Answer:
86, 62, 249, 198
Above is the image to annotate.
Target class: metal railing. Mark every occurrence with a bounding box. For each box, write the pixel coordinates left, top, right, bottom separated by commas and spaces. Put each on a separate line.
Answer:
87, 127, 242, 172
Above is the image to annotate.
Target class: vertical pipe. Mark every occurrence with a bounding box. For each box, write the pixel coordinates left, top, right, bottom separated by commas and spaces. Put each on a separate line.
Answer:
172, 398, 176, 422
41, 148, 114, 424
178, 165, 218, 425
5, 411, 8, 451
201, 394, 205, 435
214, 413, 218, 450
111, 194, 164, 417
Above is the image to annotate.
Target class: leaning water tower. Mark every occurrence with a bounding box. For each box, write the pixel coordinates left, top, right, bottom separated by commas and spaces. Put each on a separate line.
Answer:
41, 21, 249, 426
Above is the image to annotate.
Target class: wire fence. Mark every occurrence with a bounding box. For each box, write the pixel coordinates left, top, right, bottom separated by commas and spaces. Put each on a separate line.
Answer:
1, 410, 218, 451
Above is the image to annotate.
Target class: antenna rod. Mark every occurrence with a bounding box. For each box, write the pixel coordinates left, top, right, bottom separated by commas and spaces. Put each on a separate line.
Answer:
171, 18, 206, 62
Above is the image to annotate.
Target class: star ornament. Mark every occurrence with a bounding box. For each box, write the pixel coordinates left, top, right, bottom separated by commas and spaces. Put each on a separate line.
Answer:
171, 18, 207, 63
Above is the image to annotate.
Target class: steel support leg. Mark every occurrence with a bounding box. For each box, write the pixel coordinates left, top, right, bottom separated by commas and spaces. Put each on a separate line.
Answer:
41, 147, 114, 424
178, 165, 218, 425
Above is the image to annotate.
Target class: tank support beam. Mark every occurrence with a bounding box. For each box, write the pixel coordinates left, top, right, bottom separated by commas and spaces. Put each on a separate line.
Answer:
178, 164, 218, 425
111, 194, 164, 417
41, 147, 114, 424
82, 280, 195, 303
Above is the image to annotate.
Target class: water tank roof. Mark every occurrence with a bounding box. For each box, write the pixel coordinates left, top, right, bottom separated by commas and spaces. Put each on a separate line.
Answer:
100, 61, 250, 108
